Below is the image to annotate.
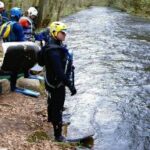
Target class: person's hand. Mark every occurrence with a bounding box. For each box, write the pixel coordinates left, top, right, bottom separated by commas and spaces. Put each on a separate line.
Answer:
69, 86, 77, 96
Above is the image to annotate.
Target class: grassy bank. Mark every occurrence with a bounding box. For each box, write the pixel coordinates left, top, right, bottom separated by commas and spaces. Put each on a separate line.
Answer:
107, 0, 150, 18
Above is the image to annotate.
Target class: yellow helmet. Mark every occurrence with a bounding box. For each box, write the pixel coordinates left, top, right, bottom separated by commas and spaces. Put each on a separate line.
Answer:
50, 21, 67, 38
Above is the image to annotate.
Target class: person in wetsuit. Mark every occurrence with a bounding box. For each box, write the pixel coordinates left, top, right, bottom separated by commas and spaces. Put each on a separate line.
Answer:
40, 21, 77, 142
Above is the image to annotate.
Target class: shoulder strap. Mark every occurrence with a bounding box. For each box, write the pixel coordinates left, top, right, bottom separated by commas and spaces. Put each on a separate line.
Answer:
10, 21, 16, 25
0, 21, 11, 38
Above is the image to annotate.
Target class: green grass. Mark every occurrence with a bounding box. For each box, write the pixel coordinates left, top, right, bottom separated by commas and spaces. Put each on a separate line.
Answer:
27, 130, 50, 143
108, 0, 150, 19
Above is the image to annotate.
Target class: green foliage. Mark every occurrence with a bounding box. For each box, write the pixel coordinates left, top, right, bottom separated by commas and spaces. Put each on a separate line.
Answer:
3, 0, 150, 26
27, 130, 49, 143
3, 0, 108, 27
108, 0, 150, 17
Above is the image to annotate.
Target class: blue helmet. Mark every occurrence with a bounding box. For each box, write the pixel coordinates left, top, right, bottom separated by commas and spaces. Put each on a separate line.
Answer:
10, 7, 23, 20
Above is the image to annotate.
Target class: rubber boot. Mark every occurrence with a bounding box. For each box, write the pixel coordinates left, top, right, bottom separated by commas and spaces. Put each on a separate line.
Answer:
55, 135, 66, 142
53, 123, 66, 142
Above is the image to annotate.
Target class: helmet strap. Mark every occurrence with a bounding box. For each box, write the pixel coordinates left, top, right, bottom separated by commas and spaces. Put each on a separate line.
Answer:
52, 31, 58, 39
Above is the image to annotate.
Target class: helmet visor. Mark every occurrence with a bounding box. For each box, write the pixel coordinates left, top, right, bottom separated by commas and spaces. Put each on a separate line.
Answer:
61, 29, 67, 35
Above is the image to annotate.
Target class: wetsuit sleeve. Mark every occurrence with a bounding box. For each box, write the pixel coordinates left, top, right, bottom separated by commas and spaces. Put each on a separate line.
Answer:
13, 23, 25, 41
1, 11, 9, 25
48, 49, 72, 87
35, 29, 50, 42
34, 32, 44, 41
2, 11, 8, 19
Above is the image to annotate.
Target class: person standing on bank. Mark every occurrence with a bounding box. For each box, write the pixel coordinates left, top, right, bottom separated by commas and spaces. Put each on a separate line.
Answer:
0, 1, 9, 26
40, 21, 77, 142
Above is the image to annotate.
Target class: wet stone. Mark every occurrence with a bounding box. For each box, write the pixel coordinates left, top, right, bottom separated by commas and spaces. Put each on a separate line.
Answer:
0, 79, 10, 94
17, 77, 43, 93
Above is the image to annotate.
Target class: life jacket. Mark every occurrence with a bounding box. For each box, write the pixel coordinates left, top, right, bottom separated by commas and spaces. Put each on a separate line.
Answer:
19, 16, 34, 41
0, 21, 16, 42
39, 43, 75, 89
63, 47, 75, 87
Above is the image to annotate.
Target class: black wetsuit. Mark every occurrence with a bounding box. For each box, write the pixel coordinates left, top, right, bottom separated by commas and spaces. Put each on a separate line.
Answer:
43, 37, 76, 138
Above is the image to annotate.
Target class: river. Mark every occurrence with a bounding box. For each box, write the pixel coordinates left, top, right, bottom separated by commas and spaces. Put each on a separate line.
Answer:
63, 7, 150, 150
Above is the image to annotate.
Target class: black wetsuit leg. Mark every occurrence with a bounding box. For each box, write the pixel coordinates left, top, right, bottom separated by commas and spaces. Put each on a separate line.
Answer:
24, 69, 29, 78
10, 72, 18, 91
47, 86, 65, 137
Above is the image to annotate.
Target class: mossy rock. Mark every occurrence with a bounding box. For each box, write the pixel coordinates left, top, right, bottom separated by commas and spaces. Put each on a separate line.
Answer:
144, 66, 150, 72
0, 79, 10, 94
27, 130, 49, 143
147, 104, 150, 109
17, 77, 43, 93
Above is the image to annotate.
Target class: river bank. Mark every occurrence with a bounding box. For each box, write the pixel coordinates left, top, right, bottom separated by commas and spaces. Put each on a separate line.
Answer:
0, 6, 150, 150
63, 6, 150, 150
0, 93, 75, 150
107, 0, 150, 19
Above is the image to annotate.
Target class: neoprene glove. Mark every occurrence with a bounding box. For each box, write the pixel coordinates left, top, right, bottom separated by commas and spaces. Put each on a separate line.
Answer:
69, 86, 77, 96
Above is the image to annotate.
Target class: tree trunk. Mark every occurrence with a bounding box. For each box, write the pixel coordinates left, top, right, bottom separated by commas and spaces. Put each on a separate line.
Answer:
8, 0, 13, 10
56, 0, 68, 21
37, 0, 46, 27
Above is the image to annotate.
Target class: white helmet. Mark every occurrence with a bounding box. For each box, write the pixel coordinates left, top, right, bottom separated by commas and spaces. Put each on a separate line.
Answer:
27, 7, 38, 17
0, 1, 4, 9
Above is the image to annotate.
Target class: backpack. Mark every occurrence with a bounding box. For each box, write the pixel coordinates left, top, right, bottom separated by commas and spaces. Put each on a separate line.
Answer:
0, 21, 15, 39
37, 44, 62, 67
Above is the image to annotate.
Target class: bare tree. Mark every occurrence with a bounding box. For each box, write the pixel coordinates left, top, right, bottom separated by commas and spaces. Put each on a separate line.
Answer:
48, 0, 56, 22
8, 0, 13, 10
37, 0, 46, 27
56, 0, 68, 21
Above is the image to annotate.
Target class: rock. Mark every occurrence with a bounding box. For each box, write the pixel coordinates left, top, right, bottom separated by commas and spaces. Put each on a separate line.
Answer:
0, 57, 3, 62
0, 43, 4, 59
0, 53, 3, 67
0, 79, 10, 94
17, 77, 44, 93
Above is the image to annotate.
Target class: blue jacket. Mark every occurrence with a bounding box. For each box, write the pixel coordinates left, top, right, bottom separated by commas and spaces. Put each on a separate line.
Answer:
35, 28, 50, 43
20, 17, 35, 41
0, 10, 9, 25
5, 21, 25, 42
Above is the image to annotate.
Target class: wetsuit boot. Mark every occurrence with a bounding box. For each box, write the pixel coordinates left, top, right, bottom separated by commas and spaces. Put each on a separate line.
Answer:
54, 123, 66, 142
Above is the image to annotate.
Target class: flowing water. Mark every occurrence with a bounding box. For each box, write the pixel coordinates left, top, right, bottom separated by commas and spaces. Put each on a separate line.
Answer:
63, 7, 150, 150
